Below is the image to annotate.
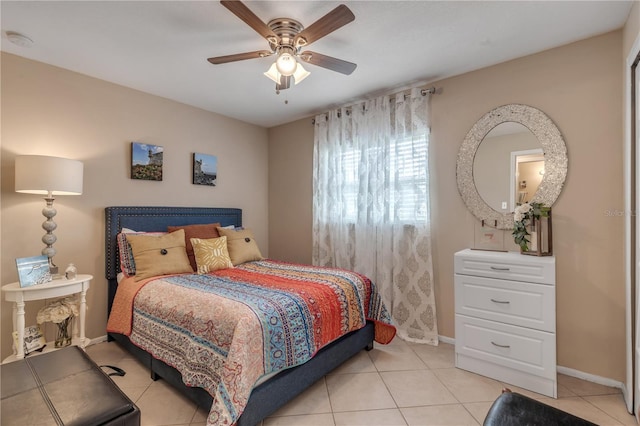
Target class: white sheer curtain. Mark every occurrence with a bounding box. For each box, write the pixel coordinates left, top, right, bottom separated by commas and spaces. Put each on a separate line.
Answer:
312, 88, 438, 345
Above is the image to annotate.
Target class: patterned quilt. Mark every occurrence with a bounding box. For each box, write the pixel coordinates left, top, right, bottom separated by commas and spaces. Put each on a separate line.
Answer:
107, 260, 395, 425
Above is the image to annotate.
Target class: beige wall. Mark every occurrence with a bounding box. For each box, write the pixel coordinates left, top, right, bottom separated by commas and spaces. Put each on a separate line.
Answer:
268, 119, 314, 263
268, 31, 625, 382
0, 53, 269, 361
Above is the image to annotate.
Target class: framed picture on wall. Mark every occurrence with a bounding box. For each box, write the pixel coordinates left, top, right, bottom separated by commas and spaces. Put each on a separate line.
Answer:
193, 153, 217, 186
131, 142, 163, 181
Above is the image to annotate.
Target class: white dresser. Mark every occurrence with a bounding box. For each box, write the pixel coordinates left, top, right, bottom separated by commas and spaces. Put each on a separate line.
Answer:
454, 249, 556, 397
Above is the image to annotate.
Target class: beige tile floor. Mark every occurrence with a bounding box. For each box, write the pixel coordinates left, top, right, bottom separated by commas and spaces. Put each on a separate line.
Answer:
86, 338, 637, 426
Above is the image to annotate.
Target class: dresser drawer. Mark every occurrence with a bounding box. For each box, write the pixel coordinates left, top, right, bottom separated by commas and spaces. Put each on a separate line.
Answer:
455, 274, 555, 332
454, 249, 555, 285
455, 314, 556, 380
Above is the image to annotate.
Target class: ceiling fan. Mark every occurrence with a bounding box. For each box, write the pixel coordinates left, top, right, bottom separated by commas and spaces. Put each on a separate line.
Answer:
208, 1, 357, 91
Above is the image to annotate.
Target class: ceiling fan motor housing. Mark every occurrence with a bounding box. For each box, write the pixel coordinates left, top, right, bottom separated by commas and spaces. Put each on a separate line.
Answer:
267, 18, 305, 51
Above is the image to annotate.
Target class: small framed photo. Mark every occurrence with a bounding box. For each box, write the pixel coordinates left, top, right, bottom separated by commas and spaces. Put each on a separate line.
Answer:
13, 325, 46, 355
131, 142, 163, 181
473, 221, 506, 252
16, 255, 52, 287
193, 153, 217, 186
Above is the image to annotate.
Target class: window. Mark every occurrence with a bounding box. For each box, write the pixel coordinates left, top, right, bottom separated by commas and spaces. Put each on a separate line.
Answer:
341, 133, 428, 223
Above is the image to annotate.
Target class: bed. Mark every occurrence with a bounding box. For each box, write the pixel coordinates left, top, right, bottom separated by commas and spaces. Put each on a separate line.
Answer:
104, 206, 394, 426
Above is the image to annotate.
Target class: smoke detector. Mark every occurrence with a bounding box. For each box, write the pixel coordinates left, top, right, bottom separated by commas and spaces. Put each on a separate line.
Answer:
6, 31, 33, 48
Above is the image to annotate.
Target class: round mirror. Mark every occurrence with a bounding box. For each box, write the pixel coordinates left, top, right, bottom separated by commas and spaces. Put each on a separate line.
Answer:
457, 104, 568, 230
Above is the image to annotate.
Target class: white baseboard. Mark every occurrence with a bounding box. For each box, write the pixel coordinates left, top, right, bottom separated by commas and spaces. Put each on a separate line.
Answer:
441, 335, 625, 392
438, 335, 455, 345
556, 365, 625, 391
88, 334, 108, 346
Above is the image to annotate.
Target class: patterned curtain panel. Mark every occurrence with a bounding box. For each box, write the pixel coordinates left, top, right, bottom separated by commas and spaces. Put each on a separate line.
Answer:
312, 88, 438, 345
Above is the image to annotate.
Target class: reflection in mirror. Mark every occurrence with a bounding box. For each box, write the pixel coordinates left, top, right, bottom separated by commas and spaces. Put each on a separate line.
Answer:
473, 122, 541, 213
511, 150, 544, 209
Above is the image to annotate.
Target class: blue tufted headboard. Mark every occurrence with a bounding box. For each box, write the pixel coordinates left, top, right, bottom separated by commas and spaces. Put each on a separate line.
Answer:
104, 206, 242, 315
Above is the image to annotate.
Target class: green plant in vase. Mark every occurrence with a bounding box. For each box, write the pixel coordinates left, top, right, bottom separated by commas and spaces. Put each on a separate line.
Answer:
512, 202, 550, 252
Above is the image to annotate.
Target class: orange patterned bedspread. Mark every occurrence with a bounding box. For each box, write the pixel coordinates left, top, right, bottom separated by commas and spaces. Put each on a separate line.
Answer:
107, 260, 395, 425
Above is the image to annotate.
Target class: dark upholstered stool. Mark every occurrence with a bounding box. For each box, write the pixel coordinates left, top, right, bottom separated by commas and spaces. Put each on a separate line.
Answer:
1, 346, 140, 426
484, 390, 597, 426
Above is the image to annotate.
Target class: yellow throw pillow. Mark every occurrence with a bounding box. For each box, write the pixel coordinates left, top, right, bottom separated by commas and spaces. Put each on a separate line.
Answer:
216, 227, 264, 266
126, 229, 193, 281
191, 236, 234, 274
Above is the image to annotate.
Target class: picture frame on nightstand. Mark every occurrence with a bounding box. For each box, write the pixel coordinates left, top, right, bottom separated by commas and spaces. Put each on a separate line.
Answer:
12, 325, 46, 355
16, 255, 52, 287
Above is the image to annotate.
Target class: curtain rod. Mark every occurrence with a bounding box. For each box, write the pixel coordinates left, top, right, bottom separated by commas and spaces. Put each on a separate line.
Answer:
311, 86, 437, 124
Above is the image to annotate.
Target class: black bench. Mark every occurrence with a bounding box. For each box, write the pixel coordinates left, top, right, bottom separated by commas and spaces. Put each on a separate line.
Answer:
1, 346, 140, 425
484, 389, 597, 426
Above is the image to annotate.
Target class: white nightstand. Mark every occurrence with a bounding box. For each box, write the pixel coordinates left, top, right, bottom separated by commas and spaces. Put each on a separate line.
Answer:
2, 274, 92, 363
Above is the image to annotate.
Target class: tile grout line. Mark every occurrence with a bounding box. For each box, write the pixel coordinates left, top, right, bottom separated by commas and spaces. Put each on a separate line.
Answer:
358, 348, 408, 424
576, 395, 625, 425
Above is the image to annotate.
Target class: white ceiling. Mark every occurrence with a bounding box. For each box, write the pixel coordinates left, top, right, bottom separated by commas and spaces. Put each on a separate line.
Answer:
0, 1, 633, 128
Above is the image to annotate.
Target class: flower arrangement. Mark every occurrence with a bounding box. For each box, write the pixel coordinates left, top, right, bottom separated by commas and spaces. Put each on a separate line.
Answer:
37, 297, 78, 324
512, 202, 550, 252
37, 297, 78, 347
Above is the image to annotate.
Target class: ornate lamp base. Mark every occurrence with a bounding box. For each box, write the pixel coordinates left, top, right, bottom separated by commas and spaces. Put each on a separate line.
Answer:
42, 195, 59, 275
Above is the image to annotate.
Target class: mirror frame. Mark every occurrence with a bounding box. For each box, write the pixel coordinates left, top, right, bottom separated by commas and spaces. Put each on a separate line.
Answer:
457, 104, 568, 229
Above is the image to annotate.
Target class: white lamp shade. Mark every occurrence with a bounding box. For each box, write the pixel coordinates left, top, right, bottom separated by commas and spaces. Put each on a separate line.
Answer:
15, 155, 84, 195
293, 62, 310, 85
264, 63, 281, 84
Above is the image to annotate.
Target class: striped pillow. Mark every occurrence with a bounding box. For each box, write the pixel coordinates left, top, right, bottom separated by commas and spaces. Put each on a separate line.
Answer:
116, 230, 166, 276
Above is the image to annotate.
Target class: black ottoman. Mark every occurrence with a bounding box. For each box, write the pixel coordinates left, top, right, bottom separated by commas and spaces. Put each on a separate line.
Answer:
484, 390, 597, 426
1, 346, 140, 426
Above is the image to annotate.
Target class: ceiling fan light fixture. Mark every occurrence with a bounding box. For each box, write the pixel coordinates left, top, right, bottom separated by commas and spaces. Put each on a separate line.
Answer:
293, 62, 310, 84
275, 51, 297, 76
264, 62, 281, 83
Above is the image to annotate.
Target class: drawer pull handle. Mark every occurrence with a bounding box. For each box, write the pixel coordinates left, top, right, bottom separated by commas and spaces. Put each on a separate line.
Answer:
490, 298, 510, 304
491, 341, 511, 349
490, 266, 510, 271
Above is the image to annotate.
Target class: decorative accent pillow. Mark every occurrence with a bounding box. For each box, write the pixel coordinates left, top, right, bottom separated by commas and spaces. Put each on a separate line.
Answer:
167, 223, 221, 271
191, 236, 234, 274
126, 229, 193, 281
216, 227, 264, 266
117, 231, 166, 277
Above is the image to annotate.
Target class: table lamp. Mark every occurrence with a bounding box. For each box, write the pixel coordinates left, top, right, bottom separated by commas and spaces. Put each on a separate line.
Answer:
15, 155, 84, 275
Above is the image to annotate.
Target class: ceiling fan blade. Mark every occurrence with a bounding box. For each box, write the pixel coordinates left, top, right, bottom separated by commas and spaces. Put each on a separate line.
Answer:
276, 75, 291, 91
207, 50, 273, 64
300, 51, 357, 75
220, 1, 278, 43
294, 4, 355, 47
